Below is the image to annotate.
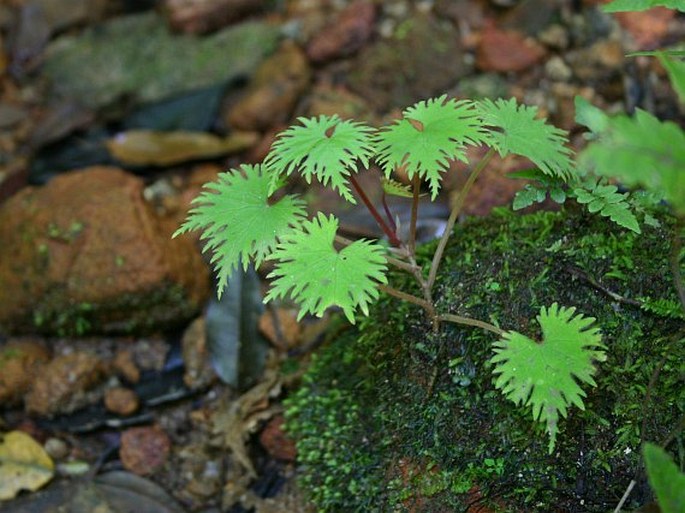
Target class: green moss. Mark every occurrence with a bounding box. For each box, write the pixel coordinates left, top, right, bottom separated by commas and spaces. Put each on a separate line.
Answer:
29, 282, 199, 336
286, 206, 685, 512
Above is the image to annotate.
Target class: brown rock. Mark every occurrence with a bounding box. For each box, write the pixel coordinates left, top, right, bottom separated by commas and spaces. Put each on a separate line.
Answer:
258, 309, 301, 350
305, 84, 370, 120
476, 26, 546, 72
25, 351, 106, 416
162, 0, 266, 34
306, 0, 376, 63
258, 415, 296, 461
181, 317, 216, 389
0, 338, 50, 406
120, 425, 171, 475
348, 14, 469, 111
226, 41, 311, 132
104, 387, 139, 416
0, 166, 209, 335
113, 348, 140, 383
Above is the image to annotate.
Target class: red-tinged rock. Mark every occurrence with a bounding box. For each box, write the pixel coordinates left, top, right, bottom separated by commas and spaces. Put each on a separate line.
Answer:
0, 166, 209, 336
162, 0, 267, 34
120, 425, 171, 475
476, 26, 546, 72
25, 352, 106, 416
226, 42, 311, 131
615, 8, 675, 51
259, 415, 296, 461
104, 387, 140, 416
306, 0, 376, 63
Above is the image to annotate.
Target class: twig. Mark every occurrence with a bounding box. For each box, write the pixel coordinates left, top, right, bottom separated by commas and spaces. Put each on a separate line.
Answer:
438, 313, 504, 336
335, 235, 417, 274
566, 266, 642, 307
378, 284, 433, 311
613, 479, 636, 513
427, 148, 496, 291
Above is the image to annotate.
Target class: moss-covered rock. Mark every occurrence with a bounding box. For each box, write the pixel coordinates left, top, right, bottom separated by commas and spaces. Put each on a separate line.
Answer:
286, 206, 685, 512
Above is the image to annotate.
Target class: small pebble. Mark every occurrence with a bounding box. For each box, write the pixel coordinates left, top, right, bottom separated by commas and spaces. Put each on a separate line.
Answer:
44, 437, 69, 460
104, 387, 139, 416
120, 425, 171, 476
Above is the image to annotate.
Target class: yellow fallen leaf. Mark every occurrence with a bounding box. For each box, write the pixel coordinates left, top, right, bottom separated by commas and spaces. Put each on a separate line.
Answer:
0, 431, 55, 500
106, 129, 259, 166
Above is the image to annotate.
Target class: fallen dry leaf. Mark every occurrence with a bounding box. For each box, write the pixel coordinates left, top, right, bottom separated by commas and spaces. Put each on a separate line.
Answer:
0, 431, 55, 500
106, 129, 259, 166
211, 364, 283, 478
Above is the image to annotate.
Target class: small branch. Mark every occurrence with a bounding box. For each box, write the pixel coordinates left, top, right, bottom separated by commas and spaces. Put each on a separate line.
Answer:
349, 174, 402, 247
566, 266, 642, 306
408, 174, 420, 255
335, 235, 416, 274
670, 216, 685, 315
378, 284, 433, 311
438, 313, 504, 336
427, 148, 496, 291
612, 480, 636, 513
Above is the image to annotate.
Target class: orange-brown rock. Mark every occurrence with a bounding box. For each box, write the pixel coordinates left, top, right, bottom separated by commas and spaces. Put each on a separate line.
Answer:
476, 26, 546, 72
104, 387, 140, 416
226, 41, 311, 132
0, 166, 209, 335
25, 351, 106, 416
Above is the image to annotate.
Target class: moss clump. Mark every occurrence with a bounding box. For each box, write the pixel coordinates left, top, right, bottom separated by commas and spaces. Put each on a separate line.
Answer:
285, 206, 685, 512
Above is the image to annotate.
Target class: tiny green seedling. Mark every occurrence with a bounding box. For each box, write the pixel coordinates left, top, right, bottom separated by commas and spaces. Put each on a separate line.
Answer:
176, 90, 682, 452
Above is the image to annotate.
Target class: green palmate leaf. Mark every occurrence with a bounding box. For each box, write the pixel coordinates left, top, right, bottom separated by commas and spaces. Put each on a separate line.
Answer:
174, 164, 306, 296
602, 0, 685, 12
573, 182, 640, 233
575, 96, 685, 215
476, 98, 575, 180
643, 443, 685, 513
375, 95, 488, 199
265, 213, 388, 323
263, 115, 375, 203
491, 303, 605, 453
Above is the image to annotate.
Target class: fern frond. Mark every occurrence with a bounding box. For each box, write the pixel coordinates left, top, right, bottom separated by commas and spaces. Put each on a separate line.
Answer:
576, 97, 685, 215
573, 182, 640, 233
476, 98, 575, 180
263, 115, 375, 203
381, 177, 416, 198
265, 213, 388, 324
174, 164, 306, 296
491, 303, 605, 453
374, 95, 489, 199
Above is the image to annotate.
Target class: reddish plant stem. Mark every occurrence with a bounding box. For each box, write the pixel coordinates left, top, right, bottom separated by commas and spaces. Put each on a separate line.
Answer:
349, 174, 402, 247
381, 192, 397, 232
